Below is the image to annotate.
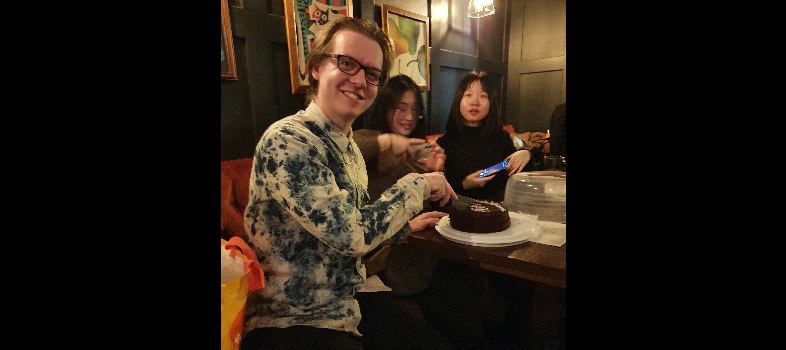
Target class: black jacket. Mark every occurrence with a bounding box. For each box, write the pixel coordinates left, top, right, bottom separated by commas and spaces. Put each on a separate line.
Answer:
548, 103, 566, 157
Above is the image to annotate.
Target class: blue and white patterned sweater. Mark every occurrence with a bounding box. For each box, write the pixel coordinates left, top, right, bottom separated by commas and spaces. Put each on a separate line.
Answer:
243, 102, 430, 337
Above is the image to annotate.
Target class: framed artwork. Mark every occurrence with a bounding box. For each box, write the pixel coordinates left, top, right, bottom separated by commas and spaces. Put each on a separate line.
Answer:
283, 0, 354, 94
381, 4, 430, 91
221, 0, 237, 80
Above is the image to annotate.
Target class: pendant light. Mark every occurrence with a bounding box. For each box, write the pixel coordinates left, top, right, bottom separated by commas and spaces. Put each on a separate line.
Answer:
467, 0, 495, 18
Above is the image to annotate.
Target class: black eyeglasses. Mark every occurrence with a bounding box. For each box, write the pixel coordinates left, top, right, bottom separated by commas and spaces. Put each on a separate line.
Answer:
324, 54, 386, 86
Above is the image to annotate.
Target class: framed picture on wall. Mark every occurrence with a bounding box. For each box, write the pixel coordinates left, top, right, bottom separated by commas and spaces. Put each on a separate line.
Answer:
221, 0, 237, 80
283, 0, 354, 94
381, 4, 430, 91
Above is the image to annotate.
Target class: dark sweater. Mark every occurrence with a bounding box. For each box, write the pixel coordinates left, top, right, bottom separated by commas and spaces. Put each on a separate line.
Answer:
548, 103, 566, 157
353, 129, 430, 203
438, 126, 518, 200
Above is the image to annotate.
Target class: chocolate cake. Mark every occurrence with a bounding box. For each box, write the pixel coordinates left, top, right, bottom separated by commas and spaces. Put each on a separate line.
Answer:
448, 200, 511, 233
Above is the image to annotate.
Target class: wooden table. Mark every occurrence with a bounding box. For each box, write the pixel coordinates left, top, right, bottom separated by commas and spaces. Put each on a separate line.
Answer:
407, 226, 566, 288
409, 225, 567, 349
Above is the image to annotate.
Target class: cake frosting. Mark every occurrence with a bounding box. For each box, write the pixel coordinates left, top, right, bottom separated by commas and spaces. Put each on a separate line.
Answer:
448, 200, 511, 233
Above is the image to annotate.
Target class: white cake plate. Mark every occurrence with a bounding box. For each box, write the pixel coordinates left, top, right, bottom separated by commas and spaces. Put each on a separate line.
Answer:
435, 212, 541, 247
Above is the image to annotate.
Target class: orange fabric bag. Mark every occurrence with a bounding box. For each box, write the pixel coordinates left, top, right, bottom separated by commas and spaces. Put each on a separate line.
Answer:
221, 237, 264, 350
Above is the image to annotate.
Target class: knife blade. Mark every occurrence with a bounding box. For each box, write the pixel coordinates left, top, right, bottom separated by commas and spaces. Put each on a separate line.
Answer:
453, 194, 478, 207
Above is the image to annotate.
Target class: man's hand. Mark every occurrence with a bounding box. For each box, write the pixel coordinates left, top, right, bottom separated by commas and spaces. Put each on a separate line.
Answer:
409, 211, 448, 232
422, 172, 458, 207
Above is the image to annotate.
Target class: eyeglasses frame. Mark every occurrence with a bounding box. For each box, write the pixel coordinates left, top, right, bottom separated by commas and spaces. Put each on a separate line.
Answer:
395, 106, 423, 120
324, 54, 386, 86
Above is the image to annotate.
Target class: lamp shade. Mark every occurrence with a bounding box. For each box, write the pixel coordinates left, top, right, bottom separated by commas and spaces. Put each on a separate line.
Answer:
467, 0, 495, 18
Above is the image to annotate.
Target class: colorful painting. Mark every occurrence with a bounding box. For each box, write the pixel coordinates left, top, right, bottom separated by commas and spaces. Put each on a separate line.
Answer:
284, 0, 353, 94
381, 4, 430, 91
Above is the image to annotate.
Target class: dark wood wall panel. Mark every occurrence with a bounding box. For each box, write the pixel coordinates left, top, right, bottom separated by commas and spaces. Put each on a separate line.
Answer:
520, 0, 565, 61
442, 9, 478, 57
487, 72, 506, 128
221, 37, 257, 161
477, 0, 507, 63
515, 70, 563, 133
428, 0, 510, 135
505, 0, 565, 134
272, 41, 307, 124
269, 0, 284, 16
431, 66, 470, 133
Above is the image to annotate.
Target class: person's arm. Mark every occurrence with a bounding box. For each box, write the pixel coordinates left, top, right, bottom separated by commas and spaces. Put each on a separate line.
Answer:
257, 127, 430, 257
505, 149, 531, 175
505, 131, 532, 176
353, 129, 383, 162
354, 129, 423, 162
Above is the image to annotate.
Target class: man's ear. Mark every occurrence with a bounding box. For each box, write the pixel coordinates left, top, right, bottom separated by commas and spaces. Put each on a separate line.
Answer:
311, 62, 321, 81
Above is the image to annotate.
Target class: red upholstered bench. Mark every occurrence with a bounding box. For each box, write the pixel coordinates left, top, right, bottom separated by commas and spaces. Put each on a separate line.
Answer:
221, 157, 253, 242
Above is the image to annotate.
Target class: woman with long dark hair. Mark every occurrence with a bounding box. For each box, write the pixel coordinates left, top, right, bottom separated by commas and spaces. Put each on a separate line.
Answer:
440, 71, 533, 200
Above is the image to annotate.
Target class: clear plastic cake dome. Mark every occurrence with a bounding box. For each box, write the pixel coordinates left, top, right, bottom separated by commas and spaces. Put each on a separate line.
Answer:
504, 171, 566, 223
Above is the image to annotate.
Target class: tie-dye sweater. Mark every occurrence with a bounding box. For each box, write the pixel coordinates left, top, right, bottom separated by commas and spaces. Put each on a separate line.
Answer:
243, 102, 430, 337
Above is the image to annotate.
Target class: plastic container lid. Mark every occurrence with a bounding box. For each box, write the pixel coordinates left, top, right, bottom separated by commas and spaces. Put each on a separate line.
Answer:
504, 171, 566, 223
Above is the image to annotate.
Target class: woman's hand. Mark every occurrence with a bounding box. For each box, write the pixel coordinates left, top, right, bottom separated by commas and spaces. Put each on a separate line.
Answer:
387, 133, 424, 161
409, 211, 448, 232
417, 142, 445, 172
462, 169, 497, 190
505, 150, 531, 176
421, 172, 458, 207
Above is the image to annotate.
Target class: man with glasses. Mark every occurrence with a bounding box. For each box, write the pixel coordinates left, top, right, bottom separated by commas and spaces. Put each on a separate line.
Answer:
241, 17, 457, 350
322, 54, 386, 86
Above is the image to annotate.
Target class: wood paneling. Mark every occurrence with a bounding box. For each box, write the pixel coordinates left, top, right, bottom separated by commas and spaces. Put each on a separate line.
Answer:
220, 37, 257, 161
221, 0, 304, 161
441, 0, 478, 57
428, 0, 510, 135
519, 0, 565, 61
505, 0, 565, 134
516, 70, 563, 133
431, 66, 470, 134
272, 41, 308, 120
477, 0, 507, 63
